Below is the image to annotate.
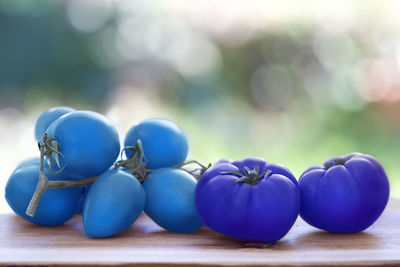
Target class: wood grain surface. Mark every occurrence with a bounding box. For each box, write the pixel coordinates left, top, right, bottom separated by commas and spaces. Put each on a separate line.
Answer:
1, 198, 399, 267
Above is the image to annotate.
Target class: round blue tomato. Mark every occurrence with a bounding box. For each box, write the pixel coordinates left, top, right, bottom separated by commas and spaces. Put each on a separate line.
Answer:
13, 157, 40, 173
124, 118, 188, 169
195, 157, 300, 242
5, 162, 82, 226
299, 153, 390, 233
143, 167, 203, 233
34, 106, 75, 141
76, 165, 117, 214
46, 111, 120, 180
83, 169, 145, 238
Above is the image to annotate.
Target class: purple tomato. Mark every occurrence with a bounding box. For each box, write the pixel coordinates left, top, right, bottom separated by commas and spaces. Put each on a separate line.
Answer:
299, 152, 390, 233
195, 157, 299, 242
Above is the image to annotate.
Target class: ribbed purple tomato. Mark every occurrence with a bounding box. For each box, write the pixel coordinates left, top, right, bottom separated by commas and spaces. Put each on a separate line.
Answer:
299, 152, 390, 233
195, 157, 299, 242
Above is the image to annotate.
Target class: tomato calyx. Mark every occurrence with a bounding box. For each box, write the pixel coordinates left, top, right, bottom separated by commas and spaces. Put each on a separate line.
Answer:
114, 141, 210, 181
26, 133, 100, 217
114, 140, 150, 182
325, 158, 346, 170
40, 133, 67, 174
221, 165, 271, 185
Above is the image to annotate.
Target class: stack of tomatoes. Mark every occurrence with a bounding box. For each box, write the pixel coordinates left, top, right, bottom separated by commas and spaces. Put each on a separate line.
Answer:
5, 107, 202, 238
4, 106, 391, 242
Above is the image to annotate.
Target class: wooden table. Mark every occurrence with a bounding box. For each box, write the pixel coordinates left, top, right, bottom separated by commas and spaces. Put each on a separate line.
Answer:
1, 198, 399, 266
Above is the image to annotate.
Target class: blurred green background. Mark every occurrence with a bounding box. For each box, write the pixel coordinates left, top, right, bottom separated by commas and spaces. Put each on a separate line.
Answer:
1, 0, 400, 212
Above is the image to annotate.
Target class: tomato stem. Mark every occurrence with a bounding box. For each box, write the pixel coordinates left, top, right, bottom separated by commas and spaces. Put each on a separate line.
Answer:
26, 143, 48, 217
220, 166, 271, 185
114, 140, 150, 182
26, 134, 99, 217
39, 133, 68, 175
325, 158, 346, 170
175, 160, 211, 180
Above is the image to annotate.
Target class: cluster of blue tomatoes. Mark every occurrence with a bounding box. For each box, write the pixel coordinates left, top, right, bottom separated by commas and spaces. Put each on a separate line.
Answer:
5, 107, 203, 238
4, 106, 391, 242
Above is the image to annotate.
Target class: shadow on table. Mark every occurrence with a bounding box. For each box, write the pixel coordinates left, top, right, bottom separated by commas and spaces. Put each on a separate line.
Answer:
1, 213, 387, 251
293, 230, 383, 249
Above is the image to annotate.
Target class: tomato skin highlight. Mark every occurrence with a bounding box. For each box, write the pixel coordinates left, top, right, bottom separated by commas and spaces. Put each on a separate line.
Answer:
195, 157, 300, 242
143, 167, 203, 233
5, 162, 82, 226
13, 157, 40, 174
124, 118, 188, 169
34, 106, 75, 141
45, 110, 120, 180
83, 169, 145, 238
299, 153, 390, 233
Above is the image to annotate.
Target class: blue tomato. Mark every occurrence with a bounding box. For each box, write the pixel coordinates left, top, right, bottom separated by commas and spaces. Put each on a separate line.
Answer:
83, 169, 145, 238
124, 118, 188, 169
76, 164, 118, 214
14, 157, 74, 181
13, 157, 40, 173
34, 106, 75, 141
5, 162, 82, 226
46, 111, 120, 180
299, 153, 390, 233
143, 167, 203, 233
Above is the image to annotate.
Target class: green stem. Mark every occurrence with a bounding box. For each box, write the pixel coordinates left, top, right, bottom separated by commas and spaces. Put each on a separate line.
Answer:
325, 158, 346, 170
221, 166, 271, 185
46, 176, 98, 189
26, 134, 99, 217
26, 144, 48, 217
176, 160, 211, 180
335, 158, 346, 166
114, 140, 150, 182
175, 160, 208, 169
